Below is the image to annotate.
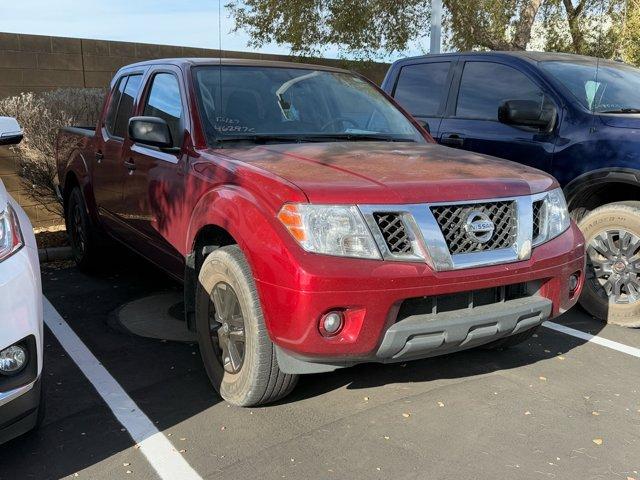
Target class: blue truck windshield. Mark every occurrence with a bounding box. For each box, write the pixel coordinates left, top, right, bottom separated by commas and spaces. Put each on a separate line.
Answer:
542, 60, 640, 114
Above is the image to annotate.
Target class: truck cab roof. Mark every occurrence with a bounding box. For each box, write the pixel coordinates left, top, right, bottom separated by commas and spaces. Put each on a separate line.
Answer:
117, 57, 352, 74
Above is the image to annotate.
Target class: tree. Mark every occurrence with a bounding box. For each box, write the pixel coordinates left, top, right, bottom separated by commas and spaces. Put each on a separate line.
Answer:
227, 0, 547, 59
227, 0, 637, 64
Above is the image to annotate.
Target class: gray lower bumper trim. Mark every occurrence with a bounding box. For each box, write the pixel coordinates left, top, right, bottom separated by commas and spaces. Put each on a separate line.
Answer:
376, 296, 552, 361
276, 296, 552, 375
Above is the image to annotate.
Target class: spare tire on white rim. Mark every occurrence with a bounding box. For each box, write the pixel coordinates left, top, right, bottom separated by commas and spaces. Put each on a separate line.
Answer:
195, 245, 298, 406
578, 202, 640, 327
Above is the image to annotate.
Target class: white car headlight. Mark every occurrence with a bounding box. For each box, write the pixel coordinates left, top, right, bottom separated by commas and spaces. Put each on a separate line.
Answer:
0, 203, 24, 262
535, 188, 570, 245
277, 204, 381, 259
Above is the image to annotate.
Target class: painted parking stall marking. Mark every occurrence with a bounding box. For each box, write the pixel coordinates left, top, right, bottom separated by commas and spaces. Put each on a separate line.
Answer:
544, 321, 640, 358
43, 297, 203, 480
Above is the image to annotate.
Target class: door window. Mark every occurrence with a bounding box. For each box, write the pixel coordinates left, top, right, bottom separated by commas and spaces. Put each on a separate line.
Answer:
456, 62, 544, 120
143, 73, 183, 148
112, 74, 143, 138
393, 62, 451, 117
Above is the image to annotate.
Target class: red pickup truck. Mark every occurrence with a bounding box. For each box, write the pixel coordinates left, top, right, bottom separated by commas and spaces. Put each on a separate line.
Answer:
56, 58, 585, 406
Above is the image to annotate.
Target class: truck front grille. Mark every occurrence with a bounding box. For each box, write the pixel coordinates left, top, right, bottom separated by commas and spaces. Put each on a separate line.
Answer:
532, 199, 544, 241
430, 201, 517, 255
373, 213, 413, 254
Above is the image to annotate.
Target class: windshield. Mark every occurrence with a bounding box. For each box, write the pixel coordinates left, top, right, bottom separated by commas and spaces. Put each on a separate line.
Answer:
541, 59, 640, 113
193, 66, 425, 144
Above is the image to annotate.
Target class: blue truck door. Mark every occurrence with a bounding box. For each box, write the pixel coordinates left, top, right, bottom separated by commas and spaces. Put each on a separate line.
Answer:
388, 60, 454, 138
438, 59, 557, 172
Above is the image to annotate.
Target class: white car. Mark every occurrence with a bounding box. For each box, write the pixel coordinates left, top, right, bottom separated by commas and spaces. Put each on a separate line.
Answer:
0, 116, 44, 444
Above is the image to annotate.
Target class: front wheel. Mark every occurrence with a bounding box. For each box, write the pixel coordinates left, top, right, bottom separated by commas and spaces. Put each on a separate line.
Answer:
195, 245, 298, 406
578, 202, 640, 327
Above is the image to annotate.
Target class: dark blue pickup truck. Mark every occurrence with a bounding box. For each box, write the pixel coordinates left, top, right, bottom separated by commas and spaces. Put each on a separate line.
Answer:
383, 51, 640, 326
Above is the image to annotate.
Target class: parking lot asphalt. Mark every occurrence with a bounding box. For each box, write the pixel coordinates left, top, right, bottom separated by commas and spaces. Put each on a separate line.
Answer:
1, 251, 639, 480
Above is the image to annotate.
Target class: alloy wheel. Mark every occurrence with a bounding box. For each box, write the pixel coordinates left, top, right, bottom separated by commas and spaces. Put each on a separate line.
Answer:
586, 229, 640, 304
71, 203, 86, 256
208, 282, 246, 374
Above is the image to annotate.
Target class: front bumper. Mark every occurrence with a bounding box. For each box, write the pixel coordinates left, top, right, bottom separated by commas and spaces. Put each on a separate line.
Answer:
256, 223, 585, 374
0, 378, 41, 445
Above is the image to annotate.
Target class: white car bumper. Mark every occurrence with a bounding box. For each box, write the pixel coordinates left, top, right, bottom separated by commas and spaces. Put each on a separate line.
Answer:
0, 196, 43, 444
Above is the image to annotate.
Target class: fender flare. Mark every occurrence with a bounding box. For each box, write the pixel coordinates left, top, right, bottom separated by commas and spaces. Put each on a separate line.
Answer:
183, 186, 300, 331
61, 149, 100, 224
563, 167, 640, 211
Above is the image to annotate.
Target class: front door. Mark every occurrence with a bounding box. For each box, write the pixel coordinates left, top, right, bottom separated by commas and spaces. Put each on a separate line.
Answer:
120, 69, 186, 277
438, 60, 557, 172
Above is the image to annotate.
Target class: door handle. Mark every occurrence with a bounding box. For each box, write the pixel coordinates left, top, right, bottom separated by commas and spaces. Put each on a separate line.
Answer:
123, 158, 136, 172
95, 151, 104, 163
441, 134, 465, 148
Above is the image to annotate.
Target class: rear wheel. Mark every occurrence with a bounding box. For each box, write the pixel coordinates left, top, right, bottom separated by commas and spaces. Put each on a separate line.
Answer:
65, 187, 99, 272
195, 245, 298, 406
578, 202, 640, 327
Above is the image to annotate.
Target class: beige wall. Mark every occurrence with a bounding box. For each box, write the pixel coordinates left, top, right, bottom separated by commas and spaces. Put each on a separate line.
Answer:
0, 32, 389, 100
0, 32, 390, 227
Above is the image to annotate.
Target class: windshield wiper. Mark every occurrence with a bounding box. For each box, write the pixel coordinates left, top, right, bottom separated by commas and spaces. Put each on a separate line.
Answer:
215, 134, 309, 145
297, 133, 416, 143
600, 108, 640, 114
215, 133, 416, 146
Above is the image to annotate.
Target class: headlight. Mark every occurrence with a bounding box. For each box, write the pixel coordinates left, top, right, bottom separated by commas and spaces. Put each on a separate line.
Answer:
277, 204, 381, 259
0, 203, 24, 262
535, 188, 570, 245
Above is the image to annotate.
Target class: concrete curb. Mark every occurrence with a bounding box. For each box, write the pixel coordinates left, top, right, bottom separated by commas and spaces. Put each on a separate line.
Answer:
38, 246, 73, 263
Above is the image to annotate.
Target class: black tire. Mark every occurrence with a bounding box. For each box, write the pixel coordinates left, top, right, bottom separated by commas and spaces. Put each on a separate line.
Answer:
65, 187, 99, 272
195, 245, 298, 406
577, 202, 640, 327
482, 326, 539, 350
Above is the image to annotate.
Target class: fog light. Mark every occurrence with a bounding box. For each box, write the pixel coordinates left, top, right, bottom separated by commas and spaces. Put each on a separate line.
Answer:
569, 273, 579, 294
0, 345, 27, 374
320, 311, 344, 337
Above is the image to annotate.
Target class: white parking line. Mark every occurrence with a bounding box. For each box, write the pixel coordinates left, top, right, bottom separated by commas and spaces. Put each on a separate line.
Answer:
43, 297, 203, 480
543, 321, 640, 358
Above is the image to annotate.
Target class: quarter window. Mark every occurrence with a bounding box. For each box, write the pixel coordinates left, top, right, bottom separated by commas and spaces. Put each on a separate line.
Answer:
456, 62, 544, 120
112, 74, 143, 138
143, 73, 183, 148
394, 62, 451, 117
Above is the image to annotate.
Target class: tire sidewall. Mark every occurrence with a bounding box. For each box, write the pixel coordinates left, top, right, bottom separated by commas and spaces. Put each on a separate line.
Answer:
578, 203, 640, 326
66, 188, 91, 267
195, 246, 264, 405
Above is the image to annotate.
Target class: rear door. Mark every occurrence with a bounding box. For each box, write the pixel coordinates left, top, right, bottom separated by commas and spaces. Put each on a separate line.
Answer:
93, 72, 144, 231
389, 60, 454, 138
438, 59, 558, 172
120, 67, 187, 277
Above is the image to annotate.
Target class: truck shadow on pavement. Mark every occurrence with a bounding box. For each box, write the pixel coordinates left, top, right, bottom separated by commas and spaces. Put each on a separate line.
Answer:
0, 249, 603, 480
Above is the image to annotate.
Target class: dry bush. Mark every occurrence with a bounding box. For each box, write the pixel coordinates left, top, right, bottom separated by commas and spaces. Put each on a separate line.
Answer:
0, 88, 105, 216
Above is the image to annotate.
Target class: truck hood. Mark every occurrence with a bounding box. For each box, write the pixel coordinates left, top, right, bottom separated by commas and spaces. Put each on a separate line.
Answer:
599, 114, 640, 130
214, 141, 556, 204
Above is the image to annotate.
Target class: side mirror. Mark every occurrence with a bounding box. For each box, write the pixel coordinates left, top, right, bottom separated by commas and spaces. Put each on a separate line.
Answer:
498, 100, 556, 131
0, 117, 23, 146
128, 116, 173, 149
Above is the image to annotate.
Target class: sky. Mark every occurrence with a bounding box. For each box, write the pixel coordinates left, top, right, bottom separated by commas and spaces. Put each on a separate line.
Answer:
0, 0, 426, 61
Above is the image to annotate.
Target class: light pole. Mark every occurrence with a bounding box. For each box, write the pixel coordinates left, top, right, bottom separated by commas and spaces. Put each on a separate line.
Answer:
430, 0, 442, 54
